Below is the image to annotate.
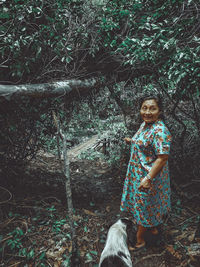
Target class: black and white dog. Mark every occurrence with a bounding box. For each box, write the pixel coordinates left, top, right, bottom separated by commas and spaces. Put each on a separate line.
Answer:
99, 218, 135, 267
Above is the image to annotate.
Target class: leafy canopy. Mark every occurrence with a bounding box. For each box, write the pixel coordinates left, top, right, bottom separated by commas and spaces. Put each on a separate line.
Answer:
0, 0, 199, 99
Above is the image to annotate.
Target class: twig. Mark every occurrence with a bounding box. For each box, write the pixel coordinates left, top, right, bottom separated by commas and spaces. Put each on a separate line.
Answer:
178, 215, 198, 226
5, 253, 25, 258
0, 235, 13, 243
41, 196, 61, 205
180, 182, 196, 188
46, 260, 53, 267
0, 186, 12, 204
170, 212, 183, 220
8, 261, 23, 267
0, 218, 15, 228
1, 219, 28, 235
185, 206, 199, 215
180, 258, 192, 267
192, 179, 200, 183
5, 203, 47, 211
134, 249, 166, 265
38, 158, 49, 165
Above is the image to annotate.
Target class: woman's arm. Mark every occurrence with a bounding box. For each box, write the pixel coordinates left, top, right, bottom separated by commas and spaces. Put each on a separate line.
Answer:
138, 154, 168, 191
148, 154, 168, 179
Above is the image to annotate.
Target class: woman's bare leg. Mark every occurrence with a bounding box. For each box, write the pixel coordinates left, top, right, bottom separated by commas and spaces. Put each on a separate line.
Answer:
136, 225, 146, 246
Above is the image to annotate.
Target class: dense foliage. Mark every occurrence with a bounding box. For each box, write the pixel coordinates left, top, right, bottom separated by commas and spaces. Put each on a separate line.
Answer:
1, 0, 200, 98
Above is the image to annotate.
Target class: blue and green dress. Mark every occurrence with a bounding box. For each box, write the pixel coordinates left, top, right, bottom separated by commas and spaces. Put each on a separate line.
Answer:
120, 119, 172, 227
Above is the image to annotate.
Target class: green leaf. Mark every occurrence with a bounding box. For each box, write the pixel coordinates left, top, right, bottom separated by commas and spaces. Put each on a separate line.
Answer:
39, 251, 46, 260
62, 257, 71, 266
66, 233, 71, 239
28, 249, 35, 259
85, 252, 93, 262
36, 47, 42, 58
90, 250, 98, 256
18, 229, 24, 236
0, 12, 10, 19
90, 202, 95, 207
21, 248, 27, 256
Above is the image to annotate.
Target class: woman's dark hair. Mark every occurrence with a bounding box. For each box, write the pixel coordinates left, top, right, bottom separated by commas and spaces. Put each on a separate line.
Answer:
139, 94, 164, 119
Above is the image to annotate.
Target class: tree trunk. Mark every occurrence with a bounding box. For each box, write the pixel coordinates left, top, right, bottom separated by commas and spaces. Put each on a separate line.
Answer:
0, 78, 100, 100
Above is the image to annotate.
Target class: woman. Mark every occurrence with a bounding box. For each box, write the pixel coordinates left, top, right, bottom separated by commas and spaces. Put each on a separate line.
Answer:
120, 95, 172, 251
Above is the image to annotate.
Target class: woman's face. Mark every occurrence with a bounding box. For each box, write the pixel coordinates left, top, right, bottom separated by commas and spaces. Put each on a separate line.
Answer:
140, 99, 161, 124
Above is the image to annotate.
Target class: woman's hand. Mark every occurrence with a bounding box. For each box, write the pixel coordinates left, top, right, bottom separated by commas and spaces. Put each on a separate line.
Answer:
124, 137, 132, 144
138, 176, 152, 192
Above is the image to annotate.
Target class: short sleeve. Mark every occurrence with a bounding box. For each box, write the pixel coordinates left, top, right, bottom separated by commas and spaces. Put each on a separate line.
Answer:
152, 125, 172, 155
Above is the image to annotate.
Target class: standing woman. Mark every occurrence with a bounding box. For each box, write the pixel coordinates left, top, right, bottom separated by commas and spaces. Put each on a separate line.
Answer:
120, 95, 172, 250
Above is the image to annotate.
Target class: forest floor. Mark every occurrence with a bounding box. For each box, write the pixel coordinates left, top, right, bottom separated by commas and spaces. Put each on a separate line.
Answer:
0, 137, 200, 267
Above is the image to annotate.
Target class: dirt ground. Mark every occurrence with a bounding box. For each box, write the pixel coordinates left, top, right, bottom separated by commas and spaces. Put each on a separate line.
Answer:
0, 151, 200, 267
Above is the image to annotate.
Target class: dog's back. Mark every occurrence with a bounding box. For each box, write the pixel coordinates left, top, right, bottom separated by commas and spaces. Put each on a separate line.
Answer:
99, 219, 133, 267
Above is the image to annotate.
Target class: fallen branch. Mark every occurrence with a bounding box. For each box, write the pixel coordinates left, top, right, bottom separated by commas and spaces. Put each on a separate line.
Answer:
0, 78, 101, 101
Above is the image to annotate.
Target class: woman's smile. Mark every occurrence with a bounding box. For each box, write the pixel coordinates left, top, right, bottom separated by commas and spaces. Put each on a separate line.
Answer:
140, 99, 161, 124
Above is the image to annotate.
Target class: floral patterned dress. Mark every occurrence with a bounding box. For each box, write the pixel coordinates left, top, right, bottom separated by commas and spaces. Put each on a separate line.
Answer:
120, 119, 172, 227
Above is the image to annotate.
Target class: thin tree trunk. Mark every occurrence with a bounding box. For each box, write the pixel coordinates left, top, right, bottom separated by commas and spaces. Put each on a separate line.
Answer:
63, 134, 76, 243
52, 111, 80, 265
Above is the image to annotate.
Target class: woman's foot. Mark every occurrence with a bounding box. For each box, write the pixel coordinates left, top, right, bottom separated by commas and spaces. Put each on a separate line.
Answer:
150, 227, 159, 235
129, 242, 145, 251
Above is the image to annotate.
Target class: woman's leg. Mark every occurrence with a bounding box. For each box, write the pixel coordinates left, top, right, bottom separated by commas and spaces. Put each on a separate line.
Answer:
129, 225, 146, 250
136, 225, 146, 246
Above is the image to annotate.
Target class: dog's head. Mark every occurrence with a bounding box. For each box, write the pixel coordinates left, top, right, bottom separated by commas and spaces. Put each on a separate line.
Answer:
120, 218, 137, 247
108, 217, 134, 230
120, 218, 133, 229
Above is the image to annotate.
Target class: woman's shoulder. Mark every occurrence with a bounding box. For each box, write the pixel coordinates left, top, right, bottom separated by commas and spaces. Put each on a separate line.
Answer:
154, 119, 166, 128
153, 120, 171, 135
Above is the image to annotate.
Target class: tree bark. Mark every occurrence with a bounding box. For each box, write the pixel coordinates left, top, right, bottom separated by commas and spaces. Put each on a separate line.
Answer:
0, 78, 100, 100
